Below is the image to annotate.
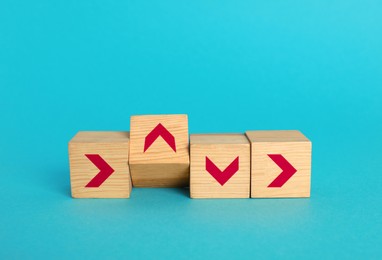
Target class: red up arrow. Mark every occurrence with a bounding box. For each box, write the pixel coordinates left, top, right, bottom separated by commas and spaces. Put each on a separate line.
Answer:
267, 154, 297, 188
144, 123, 176, 152
85, 154, 115, 188
205, 156, 239, 186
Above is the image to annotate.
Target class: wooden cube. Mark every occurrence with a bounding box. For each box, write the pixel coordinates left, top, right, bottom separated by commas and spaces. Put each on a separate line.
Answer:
246, 130, 311, 198
129, 114, 189, 187
69, 131, 132, 198
190, 134, 250, 198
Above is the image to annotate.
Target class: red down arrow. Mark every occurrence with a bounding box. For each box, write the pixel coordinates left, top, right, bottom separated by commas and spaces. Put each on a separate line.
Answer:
85, 154, 115, 188
206, 156, 239, 186
267, 154, 297, 188
144, 123, 176, 152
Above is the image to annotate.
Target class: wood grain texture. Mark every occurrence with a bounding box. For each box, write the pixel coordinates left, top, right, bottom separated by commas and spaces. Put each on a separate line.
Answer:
69, 131, 132, 198
246, 130, 311, 198
190, 134, 250, 198
129, 164, 189, 187
129, 114, 189, 187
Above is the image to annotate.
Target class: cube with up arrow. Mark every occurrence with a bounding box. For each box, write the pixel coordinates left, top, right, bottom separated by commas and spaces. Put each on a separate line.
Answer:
129, 114, 190, 187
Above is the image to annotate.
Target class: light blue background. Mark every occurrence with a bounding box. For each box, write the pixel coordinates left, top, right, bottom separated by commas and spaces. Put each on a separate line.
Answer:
1, 0, 381, 258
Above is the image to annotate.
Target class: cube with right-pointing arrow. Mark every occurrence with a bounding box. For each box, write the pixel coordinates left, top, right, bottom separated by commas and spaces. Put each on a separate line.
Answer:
68, 131, 132, 198
246, 130, 312, 198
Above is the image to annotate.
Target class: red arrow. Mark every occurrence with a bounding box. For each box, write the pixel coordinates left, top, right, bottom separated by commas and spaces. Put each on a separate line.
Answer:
144, 123, 176, 152
267, 154, 297, 188
205, 156, 239, 186
84, 154, 115, 188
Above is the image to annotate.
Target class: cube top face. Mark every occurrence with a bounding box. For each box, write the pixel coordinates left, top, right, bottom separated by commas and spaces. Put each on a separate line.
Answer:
70, 131, 130, 143
190, 133, 249, 145
246, 130, 311, 198
129, 114, 189, 164
69, 131, 132, 198
246, 130, 309, 143
190, 134, 250, 199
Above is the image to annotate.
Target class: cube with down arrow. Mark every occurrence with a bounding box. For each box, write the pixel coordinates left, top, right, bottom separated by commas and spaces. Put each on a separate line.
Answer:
190, 134, 250, 198
246, 130, 312, 198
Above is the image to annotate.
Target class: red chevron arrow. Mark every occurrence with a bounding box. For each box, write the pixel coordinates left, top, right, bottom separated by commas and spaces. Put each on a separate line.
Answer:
205, 156, 239, 186
144, 123, 176, 152
85, 154, 115, 188
267, 154, 297, 187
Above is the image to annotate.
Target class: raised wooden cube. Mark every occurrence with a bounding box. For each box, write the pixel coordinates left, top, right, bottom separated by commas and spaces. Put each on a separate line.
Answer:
69, 131, 132, 198
190, 134, 250, 198
246, 130, 311, 198
129, 114, 189, 187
